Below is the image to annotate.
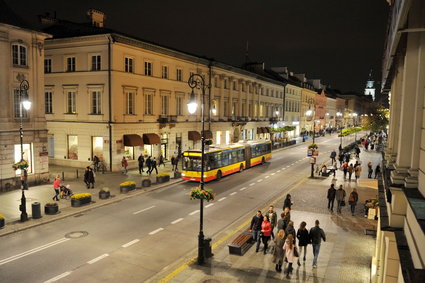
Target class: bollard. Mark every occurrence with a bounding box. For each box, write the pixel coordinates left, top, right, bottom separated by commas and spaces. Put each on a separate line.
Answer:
32, 202, 42, 219
76, 169, 79, 179
62, 171, 65, 181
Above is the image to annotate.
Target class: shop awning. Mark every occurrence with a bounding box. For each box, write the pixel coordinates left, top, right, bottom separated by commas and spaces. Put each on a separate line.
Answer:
143, 133, 161, 144
123, 134, 143, 146
202, 130, 213, 139
188, 131, 201, 141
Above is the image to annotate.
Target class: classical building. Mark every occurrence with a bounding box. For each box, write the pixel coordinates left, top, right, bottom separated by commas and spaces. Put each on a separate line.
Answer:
325, 95, 336, 128
314, 89, 327, 131
293, 73, 316, 133
0, 1, 51, 191
41, 10, 285, 170
375, 0, 425, 282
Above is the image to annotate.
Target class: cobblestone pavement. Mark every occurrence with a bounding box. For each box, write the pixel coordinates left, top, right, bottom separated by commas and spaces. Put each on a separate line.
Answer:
152, 148, 381, 283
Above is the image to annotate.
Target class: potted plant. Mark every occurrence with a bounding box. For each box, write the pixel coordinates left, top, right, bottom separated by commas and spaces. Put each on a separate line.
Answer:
308, 143, 318, 149
189, 186, 216, 202
141, 178, 151, 187
156, 173, 170, 183
99, 187, 110, 199
0, 214, 5, 229
120, 181, 136, 193
71, 193, 92, 207
12, 159, 29, 170
44, 203, 59, 215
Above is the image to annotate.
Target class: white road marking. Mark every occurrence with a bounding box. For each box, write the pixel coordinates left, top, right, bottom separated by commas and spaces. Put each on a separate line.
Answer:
286, 166, 290, 168
257, 179, 263, 182
218, 197, 227, 202
87, 254, 109, 264
291, 163, 295, 166
205, 203, 214, 208
171, 218, 184, 224
149, 228, 164, 235
277, 170, 281, 173
189, 210, 200, 215
133, 205, 156, 215
249, 183, 255, 186
122, 239, 140, 248
240, 187, 247, 191
281, 168, 286, 170
0, 238, 70, 266
44, 271, 72, 283
265, 176, 270, 178
230, 192, 237, 196
271, 173, 275, 175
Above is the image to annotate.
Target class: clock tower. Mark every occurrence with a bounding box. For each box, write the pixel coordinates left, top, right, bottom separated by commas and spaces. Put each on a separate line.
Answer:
364, 69, 375, 101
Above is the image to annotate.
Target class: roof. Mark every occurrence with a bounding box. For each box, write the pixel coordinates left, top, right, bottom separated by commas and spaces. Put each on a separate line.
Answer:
0, 0, 37, 30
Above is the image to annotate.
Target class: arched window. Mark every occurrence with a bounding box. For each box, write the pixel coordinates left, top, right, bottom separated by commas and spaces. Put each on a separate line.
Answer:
12, 43, 27, 66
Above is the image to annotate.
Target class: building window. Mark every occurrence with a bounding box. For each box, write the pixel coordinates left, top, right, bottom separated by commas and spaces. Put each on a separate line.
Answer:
66, 57, 76, 72
161, 95, 168, 115
68, 135, 78, 160
232, 102, 237, 115
224, 80, 228, 89
162, 65, 168, 79
125, 57, 134, 73
144, 93, 153, 115
176, 68, 182, 81
44, 58, 52, 73
224, 101, 228, 116
124, 146, 134, 160
176, 96, 183, 116
242, 103, 246, 116
92, 137, 104, 160
248, 85, 251, 93
241, 84, 245, 92
214, 77, 218, 88
45, 91, 53, 114
91, 91, 101, 114
66, 91, 76, 113
144, 61, 153, 76
14, 89, 28, 118
91, 55, 101, 71
126, 91, 135, 114
233, 81, 237, 91
12, 44, 27, 66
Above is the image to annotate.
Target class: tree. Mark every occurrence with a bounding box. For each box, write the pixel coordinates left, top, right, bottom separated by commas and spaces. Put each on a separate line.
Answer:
361, 107, 389, 132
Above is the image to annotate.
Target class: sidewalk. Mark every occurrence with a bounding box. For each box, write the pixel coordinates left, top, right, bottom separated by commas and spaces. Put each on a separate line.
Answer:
0, 162, 180, 237
152, 148, 381, 283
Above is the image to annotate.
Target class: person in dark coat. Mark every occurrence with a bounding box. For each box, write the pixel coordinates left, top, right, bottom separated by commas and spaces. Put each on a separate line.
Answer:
84, 167, 95, 189
146, 156, 152, 174
296, 221, 310, 265
283, 194, 292, 210
285, 221, 296, 245
327, 184, 336, 212
338, 152, 344, 166
272, 229, 286, 272
150, 157, 158, 174
330, 150, 337, 165
249, 210, 263, 252
171, 155, 176, 171
336, 185, 346, 214
309, 220, 326, 268
158, 154, 165, 167
348, 188, 359, 216
137, 154, 145, 174
345, 152, 350, 163
367, 162, 373, 178
374, 164, 381, 179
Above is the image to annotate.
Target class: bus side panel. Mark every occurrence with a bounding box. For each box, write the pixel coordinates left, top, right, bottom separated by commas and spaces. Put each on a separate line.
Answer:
244, 145, 252, 168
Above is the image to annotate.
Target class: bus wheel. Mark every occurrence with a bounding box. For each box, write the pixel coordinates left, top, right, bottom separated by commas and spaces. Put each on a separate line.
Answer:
216, 171, 222, 180
261, 157, 265, 164
239, 164, 244, 172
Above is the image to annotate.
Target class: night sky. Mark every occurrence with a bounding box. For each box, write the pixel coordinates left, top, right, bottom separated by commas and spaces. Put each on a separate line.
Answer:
6, 0, 389, 93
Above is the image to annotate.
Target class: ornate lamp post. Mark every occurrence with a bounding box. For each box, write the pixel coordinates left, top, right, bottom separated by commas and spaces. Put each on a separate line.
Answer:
18, 80, 31, 222
187, 73, 210, 265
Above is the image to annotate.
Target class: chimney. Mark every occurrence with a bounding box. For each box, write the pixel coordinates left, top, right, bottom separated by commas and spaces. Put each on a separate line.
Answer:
87, 9, 106, 27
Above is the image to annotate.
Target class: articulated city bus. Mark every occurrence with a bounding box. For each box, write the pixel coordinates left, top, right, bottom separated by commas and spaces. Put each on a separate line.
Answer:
182, 140, 272, 182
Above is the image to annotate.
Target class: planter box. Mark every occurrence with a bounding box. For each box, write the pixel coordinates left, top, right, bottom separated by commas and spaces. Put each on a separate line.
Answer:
156, 175, 170, 183
99, 191, 110, 199
71, 196, 92, 207
44, 205, 59, 215
120, 185, 135, 194
142, 179, 151, 187
0, 218, 4, 229
174, 172, 182, 179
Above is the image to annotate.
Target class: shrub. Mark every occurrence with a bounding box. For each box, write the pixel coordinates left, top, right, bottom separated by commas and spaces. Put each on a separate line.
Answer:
308, 143, 318, 149
120, 181, 136, 187
157, 173, 170, 177
71, 193, 92, 200
0, 214, 4, 219
100, 187, 110, 192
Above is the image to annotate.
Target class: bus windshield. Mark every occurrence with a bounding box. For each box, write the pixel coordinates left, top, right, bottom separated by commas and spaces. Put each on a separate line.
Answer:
183, 156, 204, 171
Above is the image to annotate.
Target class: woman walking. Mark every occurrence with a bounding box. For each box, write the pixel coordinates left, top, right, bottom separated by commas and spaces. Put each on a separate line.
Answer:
348, 188, 359, 216
283, 194, 293, 210
52, 174, 61, 201
272, 229, 285, 272
261, 215, 272, 254
283, 234, 296, 278
296, 221, 310, 265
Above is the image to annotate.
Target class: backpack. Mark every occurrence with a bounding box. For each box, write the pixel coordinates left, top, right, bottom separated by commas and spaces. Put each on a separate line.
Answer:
348, 193, 355, 203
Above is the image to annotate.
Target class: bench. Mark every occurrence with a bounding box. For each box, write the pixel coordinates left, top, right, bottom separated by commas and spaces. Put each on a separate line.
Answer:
228, 231, 253, 255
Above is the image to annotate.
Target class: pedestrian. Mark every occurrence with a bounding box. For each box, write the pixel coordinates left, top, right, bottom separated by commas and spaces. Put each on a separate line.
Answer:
330, 150, 336, 165
52, 174, 61, 201
277, 207, 291, 232
175, 155, 180, 171
348, 163, 354, 181
261, 215, 272, 254
283, 234, 296, 277
88, 167, 95, 188
84, 166, 90, 188
355, 146, 361, 158
345, 152, 350, 163
283, 194, 293, 210
371, 142, 375, 151
368, 162, 373, 178
93, 155, 99, 171
374, 164, 381, 179
332, 162, 338, 178
267, 205, 277, 240
342, 162, 348, 179
336, 185, 346, 214
150, 157, 158, 174
171, 155, 176, 171
158, 154, 165, 167
272, 229, 285, 272
285, 220, 296, 244
296, 221, 310, 266
138, 154, 145, 174
121, 156, 128, 174
249, 210, 263, 252
348, 188, 359, 216
355, 163, 362, 181
338, 143, 343, 153
146, 156, 152, 174
327, 184, 336, 212
338, 152, 344, 166
309, 219, 326, 268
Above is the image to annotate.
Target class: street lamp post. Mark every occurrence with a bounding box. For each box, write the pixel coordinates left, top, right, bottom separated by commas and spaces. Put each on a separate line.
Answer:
18, 80, 31, 222
305, 109, 316, 178
187, 73, 210, 265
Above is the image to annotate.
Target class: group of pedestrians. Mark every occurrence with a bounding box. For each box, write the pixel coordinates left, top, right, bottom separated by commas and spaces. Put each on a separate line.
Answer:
327, 184, 359, 215
249, 195, 327, 278
136, 154, 161, 175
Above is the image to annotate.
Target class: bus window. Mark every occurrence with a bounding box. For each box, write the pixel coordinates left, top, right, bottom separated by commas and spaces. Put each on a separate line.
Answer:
183, 156, 203, 171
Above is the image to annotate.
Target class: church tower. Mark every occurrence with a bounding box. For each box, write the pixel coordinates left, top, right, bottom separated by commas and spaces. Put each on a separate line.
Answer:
365, 69, 375, 101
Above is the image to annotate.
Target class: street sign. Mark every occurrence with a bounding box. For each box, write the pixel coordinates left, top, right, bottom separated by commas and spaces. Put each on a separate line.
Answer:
307, 149, 313, 157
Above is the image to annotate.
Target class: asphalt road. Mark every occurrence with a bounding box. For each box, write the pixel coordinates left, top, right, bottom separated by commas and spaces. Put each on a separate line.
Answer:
0, 134, 346, 283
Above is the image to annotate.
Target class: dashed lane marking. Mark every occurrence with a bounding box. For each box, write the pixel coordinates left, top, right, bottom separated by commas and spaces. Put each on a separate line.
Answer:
249, 183, 255, 186
44, 271, 72, 283
171, 218, 184, 224
230, 192, 237, 196
218, 197, 227, 202
189, 210, 200, 215
133, 205, 156, 215
277, 170, 281, 173
149, 228, 164, 235
240, 187, 247, 191
205, 203, 214, 208
87, 254, 109, 264
122, 239, 140, 248
257, 179, 263, 182
271, 173, 275, 176
265, 176, 270, 178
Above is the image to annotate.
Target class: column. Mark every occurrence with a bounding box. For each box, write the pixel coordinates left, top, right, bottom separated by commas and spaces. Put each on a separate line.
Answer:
218, 75, 225, 120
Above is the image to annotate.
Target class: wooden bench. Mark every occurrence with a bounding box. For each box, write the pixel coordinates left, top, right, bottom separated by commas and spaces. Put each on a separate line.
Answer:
228, 231, 253, 255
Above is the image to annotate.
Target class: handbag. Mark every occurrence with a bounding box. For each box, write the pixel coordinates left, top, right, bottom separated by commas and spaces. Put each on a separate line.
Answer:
294, 246, 299, 257
341, 200, 346, 206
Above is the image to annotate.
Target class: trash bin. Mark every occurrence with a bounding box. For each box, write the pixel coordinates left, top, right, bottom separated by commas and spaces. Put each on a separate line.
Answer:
32, 202, 42, 219
203, 237, 213, 258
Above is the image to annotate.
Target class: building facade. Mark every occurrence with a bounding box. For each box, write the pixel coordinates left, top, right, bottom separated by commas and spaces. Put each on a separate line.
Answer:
314, 89, 327, 131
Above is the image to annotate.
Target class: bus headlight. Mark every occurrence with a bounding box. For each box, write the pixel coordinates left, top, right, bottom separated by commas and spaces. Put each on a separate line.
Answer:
181, 173, 185, 176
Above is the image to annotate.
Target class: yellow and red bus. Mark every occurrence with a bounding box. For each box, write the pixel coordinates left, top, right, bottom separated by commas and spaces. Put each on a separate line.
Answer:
182, 140, 272, 182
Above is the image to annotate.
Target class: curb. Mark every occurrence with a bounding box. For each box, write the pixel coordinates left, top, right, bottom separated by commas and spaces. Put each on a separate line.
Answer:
0, 178, 184, 238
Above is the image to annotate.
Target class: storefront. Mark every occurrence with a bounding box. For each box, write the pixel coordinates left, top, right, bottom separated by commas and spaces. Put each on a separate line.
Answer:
123, 134, 143, 160
143, 133, 161, 158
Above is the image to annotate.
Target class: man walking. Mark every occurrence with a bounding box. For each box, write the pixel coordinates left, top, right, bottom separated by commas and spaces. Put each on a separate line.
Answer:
267, 205, 277, 240
335, 185, 346, 214
137, 154, 145, 174
309, 220, 326, 268
146, 156, 152, 174
330, 150, 337, 165
327, 184, 336, 212
249, 210, 263, 252
150, 157, 158, 175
